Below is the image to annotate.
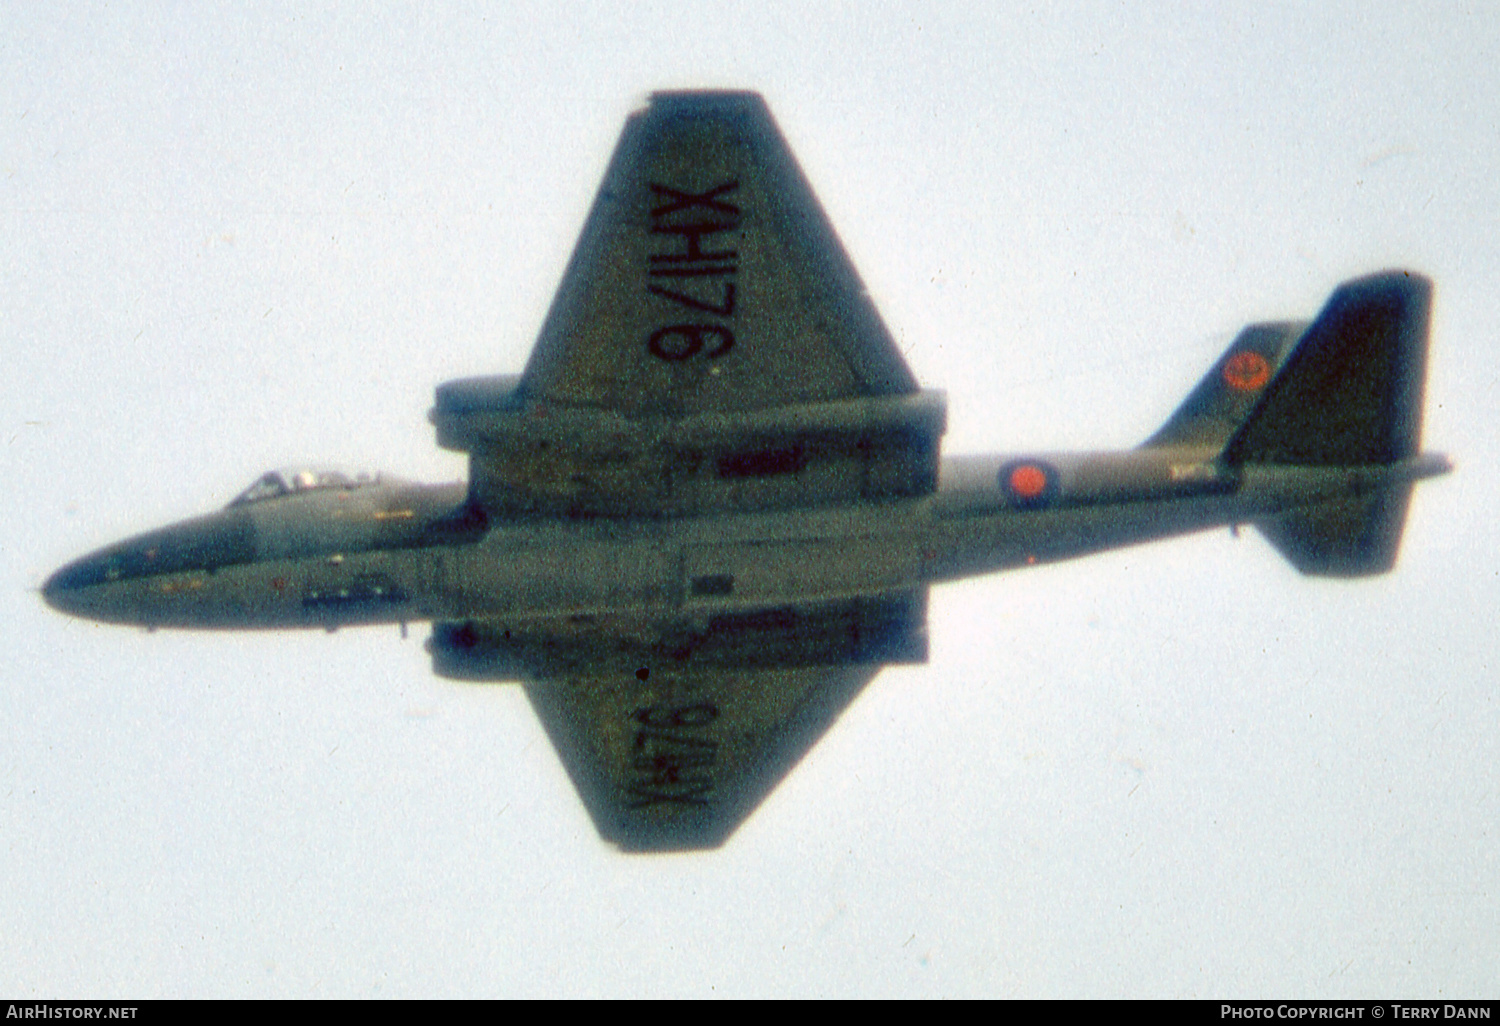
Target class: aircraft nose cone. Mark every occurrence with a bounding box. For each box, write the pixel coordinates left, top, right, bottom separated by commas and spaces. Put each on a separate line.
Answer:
41, 555, 108, 616
41, 570, 64, 611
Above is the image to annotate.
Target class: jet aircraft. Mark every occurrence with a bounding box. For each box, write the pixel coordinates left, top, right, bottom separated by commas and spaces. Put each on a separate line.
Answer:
45, 91, 1450, 850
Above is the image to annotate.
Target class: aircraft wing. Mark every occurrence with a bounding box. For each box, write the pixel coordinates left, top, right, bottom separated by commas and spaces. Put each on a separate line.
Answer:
526, 661, 880, 850
433, 91, 944, 518
431, 590, 926, 849
520, 90, 915, 416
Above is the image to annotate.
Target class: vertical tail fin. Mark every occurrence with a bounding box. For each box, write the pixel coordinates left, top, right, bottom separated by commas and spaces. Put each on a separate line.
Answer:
1143, 321, 1306, 450
1147, 271, 1442, 576
1223, 271, 1432, 467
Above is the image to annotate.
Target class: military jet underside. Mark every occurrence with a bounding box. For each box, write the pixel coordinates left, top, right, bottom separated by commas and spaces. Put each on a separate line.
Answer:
46, 92, 1449, 850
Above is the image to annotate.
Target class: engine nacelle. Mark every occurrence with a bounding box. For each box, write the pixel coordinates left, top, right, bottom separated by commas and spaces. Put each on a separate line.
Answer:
426, 620, 527, 683
428, 595, 929, 684
430, 384, 948, 517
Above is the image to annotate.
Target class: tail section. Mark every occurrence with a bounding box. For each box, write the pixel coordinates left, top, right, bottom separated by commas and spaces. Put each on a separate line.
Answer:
1223, 271, 1432, 468
1148, 271, 1444, 576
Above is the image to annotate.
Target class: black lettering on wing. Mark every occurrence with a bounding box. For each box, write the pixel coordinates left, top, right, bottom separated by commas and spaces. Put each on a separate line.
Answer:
648, 223, 737, 282
626, 702, 720, 807
645, 181, 741, 363
633, 702, 719, 729
649, 282, 736, 316
648, 325, 735, 362
650, 181, 741, 219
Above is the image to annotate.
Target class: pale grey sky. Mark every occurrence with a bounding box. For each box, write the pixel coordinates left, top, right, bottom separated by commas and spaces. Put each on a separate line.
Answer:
3, 2, 1496, 997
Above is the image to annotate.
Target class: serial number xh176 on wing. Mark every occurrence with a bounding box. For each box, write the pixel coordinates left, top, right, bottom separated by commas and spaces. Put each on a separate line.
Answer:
45, 92, 1450, 850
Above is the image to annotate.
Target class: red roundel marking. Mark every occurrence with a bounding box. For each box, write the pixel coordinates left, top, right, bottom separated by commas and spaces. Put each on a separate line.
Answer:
1222, 350, 1271, 392
1008, 463, 1049, 499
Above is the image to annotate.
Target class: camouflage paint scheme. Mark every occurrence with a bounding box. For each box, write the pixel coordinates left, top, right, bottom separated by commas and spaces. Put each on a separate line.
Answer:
46, 92, 1449, 850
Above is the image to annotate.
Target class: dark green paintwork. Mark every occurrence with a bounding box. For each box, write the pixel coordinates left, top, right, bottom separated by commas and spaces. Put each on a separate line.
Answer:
44, 92, 1449, 850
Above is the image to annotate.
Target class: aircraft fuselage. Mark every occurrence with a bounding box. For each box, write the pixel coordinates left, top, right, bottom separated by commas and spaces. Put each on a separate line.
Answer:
43, 448, 1448, 634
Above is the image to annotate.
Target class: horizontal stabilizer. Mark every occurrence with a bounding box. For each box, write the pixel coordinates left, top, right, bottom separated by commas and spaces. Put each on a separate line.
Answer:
1258, 486, 1413, 576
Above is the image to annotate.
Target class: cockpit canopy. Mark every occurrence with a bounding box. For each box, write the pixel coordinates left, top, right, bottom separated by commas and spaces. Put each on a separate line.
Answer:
227, 466, 381, 507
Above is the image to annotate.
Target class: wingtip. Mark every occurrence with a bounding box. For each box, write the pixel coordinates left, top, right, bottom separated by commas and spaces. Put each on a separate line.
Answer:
647, 88, 768, 112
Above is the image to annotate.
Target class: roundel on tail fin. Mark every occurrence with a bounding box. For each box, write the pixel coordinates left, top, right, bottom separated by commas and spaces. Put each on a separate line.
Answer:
1222, 349, 1272, 392
1142, 322, 1305, 450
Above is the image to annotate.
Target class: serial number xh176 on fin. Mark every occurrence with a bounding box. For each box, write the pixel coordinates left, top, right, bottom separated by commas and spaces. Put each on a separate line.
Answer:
45, 92, 1450, 850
